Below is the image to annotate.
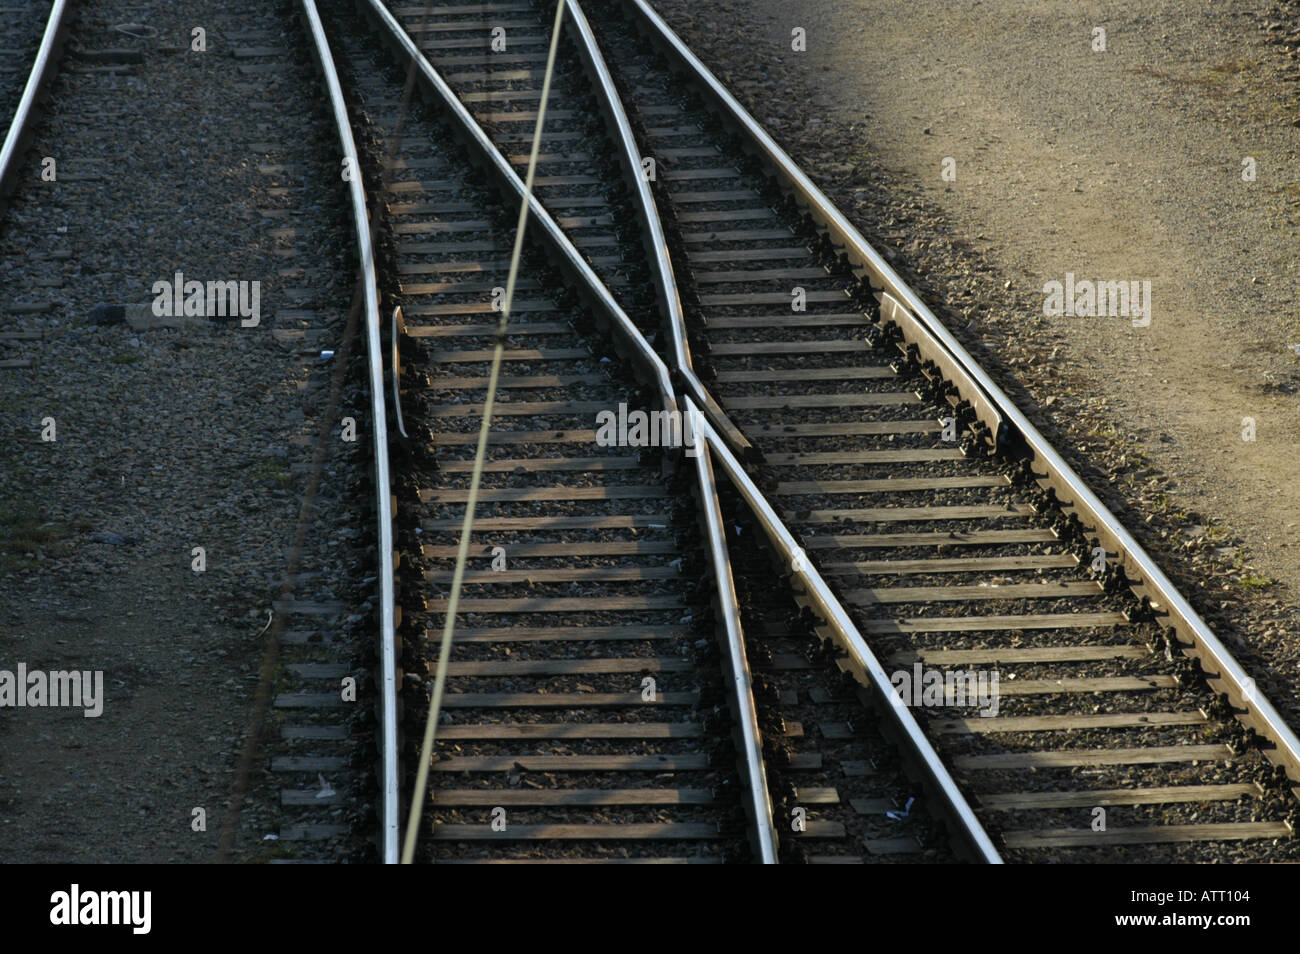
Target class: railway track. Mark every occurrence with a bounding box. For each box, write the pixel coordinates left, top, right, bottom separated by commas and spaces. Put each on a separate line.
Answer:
315, 0, 826, 864
0, 0, 1288, 870
0, 0, 380, 862
307, 0, 991, 863
587, 1, 1300, 860
311, 0, 1299, 863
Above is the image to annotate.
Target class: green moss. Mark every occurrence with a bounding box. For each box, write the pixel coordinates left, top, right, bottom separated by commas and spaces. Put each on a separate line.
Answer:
1205, 57, 1257, 77
249, 457, 294, 489
247, 840, 302, 863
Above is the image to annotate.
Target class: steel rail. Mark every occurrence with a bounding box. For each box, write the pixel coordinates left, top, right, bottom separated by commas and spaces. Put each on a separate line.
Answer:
357, 0, 678, 418
563, 0, 777, 862
617, 0, 1003, 451
561, 0, 690, 375
0, 0, 71, 218
300, 0, 401, 864
562, 1, 757, 461
690, 400, 1004, 864
619, 0, 1300, 798
684, 399, 779, 862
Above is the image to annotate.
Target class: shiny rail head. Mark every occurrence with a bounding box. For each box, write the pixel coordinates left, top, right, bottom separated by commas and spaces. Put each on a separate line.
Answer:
562, 1, 754, 463
298, 0, 400, 864
0, 0, 71, 219
688, 434, 780, 863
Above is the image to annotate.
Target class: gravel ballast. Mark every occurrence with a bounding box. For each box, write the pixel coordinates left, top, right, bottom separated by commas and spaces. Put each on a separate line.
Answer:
0, 1, 369, 862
